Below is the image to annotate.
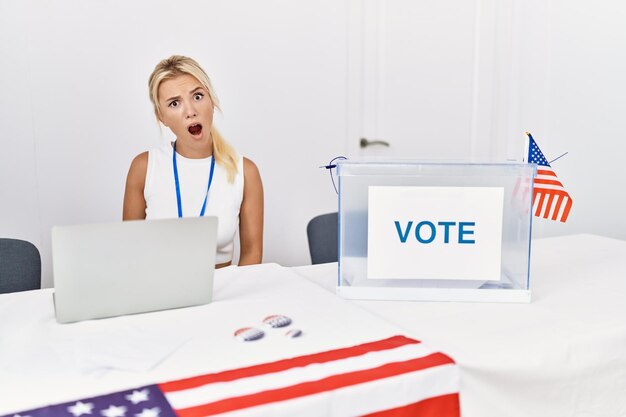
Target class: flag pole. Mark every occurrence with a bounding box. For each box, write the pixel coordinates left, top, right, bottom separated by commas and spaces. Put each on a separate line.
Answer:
524, 132, 532, 163
548, 152, 568, 165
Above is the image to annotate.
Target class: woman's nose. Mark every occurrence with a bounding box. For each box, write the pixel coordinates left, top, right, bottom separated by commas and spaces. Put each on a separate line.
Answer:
185, 102, 197, 119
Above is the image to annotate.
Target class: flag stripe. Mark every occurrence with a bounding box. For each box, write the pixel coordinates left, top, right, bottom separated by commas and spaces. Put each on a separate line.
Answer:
186, 362, 460, 417
543, 193, 555, 217
534, 191, 546, 217
535, 179, 563, 187
362, 393, 460, 417
560, 197, 572, 222
175, 352, 454, 417
537, 168, 557, 177
551, 195, 564, 221
165, 343, 435, 409
159, 336, 420, 393
534, 184, 567, 192
534, 189, 569, 196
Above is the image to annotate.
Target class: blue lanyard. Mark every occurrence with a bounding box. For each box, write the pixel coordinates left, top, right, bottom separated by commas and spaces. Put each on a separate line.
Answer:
172, 141, 215, 218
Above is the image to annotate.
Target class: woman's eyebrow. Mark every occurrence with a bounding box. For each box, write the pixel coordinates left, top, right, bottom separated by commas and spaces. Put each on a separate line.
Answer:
164, 87, 204, 102
164, 94, 181, 102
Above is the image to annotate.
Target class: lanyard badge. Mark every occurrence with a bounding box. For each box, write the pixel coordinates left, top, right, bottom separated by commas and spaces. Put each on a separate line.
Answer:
172, 141, 216, 217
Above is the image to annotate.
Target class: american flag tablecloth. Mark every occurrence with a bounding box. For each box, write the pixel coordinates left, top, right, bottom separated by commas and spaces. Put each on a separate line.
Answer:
2, 335, 459, 417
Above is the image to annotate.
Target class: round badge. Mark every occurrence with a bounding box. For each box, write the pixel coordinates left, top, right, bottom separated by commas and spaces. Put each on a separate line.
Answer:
262, 315, 292, 328
234, 327, 264, 342
285, 329, 302, 338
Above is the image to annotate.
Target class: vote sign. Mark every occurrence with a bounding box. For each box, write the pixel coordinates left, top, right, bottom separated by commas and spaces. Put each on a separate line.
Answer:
367, 186, 504, 280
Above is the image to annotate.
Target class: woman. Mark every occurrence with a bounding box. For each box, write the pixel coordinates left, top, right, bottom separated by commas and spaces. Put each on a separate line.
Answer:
123, 55, 263, 268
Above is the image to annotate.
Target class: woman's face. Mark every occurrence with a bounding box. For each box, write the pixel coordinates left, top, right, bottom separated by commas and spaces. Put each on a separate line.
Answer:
157, 74, 214, 145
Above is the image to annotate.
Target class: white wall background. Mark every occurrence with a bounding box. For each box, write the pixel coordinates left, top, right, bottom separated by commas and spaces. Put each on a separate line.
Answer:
498, 0, 626, 240
1, 0, 348, 288
1, 0, 625, 288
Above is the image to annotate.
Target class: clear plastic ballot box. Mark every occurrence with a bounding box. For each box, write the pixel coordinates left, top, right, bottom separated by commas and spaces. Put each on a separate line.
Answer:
336, 160, 536, 303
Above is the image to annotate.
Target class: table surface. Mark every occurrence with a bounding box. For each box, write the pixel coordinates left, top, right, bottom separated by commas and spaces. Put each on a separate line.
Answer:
0, 263, 458, 416
1, 234, 624, 417
294, 234, 626, 417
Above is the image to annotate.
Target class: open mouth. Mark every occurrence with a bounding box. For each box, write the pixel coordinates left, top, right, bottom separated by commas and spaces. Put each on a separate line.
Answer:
188, 123, 203, 136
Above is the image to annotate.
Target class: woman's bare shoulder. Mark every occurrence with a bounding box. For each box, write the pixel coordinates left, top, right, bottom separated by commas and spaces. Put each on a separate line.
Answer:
132, 151, 149, 166
126, 151, 149, 184
128, 151, 148, 173
243, 157, 260, 176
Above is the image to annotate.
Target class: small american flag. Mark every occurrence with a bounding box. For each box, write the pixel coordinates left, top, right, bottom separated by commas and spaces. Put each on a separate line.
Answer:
527, 132, 573, 222
2, 336, 459, 417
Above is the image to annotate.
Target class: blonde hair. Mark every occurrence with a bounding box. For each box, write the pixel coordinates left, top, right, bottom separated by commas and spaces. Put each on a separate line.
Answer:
148, 55, 238, 182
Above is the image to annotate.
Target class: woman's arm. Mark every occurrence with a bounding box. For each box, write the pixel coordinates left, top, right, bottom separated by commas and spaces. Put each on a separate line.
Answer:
238, 157, 264, 265
123, 152, 148, 220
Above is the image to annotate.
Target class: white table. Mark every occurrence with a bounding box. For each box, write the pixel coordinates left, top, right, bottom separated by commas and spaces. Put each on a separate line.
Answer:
294, 234, 626, 417
0, 263, 458, 416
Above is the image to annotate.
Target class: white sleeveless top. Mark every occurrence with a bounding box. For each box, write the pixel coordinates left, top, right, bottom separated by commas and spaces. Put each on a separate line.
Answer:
144, 143, 244, 264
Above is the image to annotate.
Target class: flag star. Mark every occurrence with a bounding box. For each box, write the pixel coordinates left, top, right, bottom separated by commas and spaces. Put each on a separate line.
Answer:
67, 401, 95, 416
100, 405, 127, 417
126, 389, 150, 405
135, 407, 161, 417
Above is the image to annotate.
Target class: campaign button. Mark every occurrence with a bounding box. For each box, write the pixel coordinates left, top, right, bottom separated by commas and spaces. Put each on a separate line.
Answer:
263, 314, 292, 328
234, 327, 264, 342
285, 329, 302, 338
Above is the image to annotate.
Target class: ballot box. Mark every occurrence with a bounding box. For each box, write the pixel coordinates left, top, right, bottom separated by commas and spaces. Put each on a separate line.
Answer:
337, 160, 536, 303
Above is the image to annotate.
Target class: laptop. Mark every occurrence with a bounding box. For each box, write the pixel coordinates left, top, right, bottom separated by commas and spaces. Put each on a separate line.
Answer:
51, 216, 217, 323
